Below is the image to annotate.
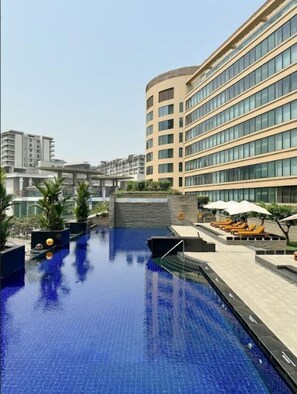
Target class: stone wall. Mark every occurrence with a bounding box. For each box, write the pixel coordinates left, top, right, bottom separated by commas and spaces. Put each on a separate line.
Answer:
109, 194, 197, 228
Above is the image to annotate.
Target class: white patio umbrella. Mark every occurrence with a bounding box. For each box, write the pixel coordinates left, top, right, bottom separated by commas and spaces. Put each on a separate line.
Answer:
226, 200, 271, 216
279, 213, 297, 222
203, 200, 228, 210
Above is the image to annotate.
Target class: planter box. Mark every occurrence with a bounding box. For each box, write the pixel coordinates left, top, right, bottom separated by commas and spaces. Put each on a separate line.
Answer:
67, 221, 91, 235
0, 245, 25, 279
31, 228, 70, 250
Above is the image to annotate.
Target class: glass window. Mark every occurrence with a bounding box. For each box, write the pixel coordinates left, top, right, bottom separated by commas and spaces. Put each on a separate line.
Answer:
158, 149, 173, 159
291, 44, 297, 63
291, 72, 297, 91
283, 131, 290, 149
179, 102, 184, 112
255, 140, 261, 155
283, 103, 290, 122
158, 119, 174, 131
275, 54, 283, 72
291, 101, 297, 119
291, 15, 297, 35
268, 136, 275, 152
282, 21, 290, 41
158, 163, 173, 173
283, 159, 290, 176
283, 48, 290, 68
291, 157, 297, 175
262, 63, 268, 80
268, 162, 275, 178
147, 96, 153, 109
158, 104, 174, 117
282, 76, 290, 95
179, 132, 183, 142
291, 129, 297, 146
146, 111, 153, 123
159, 88, 174, 103
158, 134, 174, 145
179, 148, 183, 157
262, 138, 268, 154
146, 138, 153, 149
276, 133, 283, 150
276, 161, 282, 177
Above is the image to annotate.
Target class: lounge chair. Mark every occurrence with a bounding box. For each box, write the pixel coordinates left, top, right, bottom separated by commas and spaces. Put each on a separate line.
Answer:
231, 224, 256, 235
221, 222, 247, 232
237, 226, 267, 237
210, 218, 232, 227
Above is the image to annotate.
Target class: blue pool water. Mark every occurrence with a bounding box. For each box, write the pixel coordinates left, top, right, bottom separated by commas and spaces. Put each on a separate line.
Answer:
0, 227, 292, 393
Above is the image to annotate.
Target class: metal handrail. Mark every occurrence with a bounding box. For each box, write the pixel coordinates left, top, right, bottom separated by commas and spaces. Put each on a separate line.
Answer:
166, 230, 175, 237
161, 240, 184, 264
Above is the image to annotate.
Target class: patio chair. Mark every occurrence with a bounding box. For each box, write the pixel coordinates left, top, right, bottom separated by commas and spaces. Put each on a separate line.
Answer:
220, 222, 247, 232
210, 218, 232, 227
237, 226, 267, 237
231, 224, 256, 235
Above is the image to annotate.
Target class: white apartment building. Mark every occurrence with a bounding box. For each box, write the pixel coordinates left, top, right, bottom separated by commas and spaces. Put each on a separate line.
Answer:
1, 130, 55, 172
97, 154, 145, 181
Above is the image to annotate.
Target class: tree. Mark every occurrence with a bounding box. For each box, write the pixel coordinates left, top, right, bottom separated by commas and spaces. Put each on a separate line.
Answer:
197, 196, 209, 209
0, 168, 14, 251
35, 177, 70, 230
75, 181, 91, 222
159, 180, 171, 191
265, 203, 297, 245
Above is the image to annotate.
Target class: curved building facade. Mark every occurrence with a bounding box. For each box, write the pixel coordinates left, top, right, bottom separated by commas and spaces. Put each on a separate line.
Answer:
145, 66, 199, 190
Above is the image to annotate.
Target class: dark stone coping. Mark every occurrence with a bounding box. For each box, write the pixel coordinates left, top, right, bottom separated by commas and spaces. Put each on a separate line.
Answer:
256, 249, 295, 255
200, 264, 297, 393
227, 235, 286, 241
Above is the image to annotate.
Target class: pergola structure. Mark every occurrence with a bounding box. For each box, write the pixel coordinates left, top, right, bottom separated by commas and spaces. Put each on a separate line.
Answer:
39, 166, 133, 198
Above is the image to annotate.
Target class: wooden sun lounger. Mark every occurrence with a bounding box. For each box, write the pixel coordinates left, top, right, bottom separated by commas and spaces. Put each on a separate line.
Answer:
237, 226, 267, 237
231, 224, 256, 235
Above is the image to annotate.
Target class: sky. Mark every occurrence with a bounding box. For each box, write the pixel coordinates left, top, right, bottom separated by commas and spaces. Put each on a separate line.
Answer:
1, 0, 265, 166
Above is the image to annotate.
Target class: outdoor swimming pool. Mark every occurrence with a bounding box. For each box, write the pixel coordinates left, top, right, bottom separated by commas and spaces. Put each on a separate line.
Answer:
0, 227, 292, 393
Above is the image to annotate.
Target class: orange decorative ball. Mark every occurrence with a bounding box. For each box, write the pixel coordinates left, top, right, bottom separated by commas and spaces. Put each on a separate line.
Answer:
46, 251, 54, 260
46, 238, 54, 246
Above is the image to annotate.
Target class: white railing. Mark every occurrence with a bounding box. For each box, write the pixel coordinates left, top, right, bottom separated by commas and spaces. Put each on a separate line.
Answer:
161, 240, 185, 264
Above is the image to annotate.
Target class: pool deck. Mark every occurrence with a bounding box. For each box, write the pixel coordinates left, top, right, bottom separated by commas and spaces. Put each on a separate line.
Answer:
171, 224, 297, 388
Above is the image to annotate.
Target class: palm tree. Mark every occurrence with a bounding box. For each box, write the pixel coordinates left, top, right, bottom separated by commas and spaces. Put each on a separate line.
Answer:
0, 167, 14, 251
35, 177, 70, 230
74, 181, 91, 222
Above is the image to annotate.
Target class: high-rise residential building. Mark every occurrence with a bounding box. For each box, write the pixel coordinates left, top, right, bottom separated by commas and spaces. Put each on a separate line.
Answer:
1, 130, 55, 172
145, 0, 297, 203
145, 67, 199, 191
97, 154, 145, 181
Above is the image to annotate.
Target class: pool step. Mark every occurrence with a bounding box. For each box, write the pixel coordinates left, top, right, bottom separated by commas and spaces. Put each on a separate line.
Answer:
154, 255, 207, 283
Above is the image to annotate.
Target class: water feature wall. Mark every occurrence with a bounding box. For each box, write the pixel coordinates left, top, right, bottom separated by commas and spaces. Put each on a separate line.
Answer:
109, 195, 197, 228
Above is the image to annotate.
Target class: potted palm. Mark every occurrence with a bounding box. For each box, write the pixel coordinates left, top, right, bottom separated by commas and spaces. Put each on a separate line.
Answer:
68, 180, 91, 234
0, 168, 25, 279
31, 177, 71, 250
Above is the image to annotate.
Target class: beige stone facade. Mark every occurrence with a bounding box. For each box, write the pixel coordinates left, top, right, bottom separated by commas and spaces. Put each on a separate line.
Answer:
184, 0, 297, 203
145, 0, 297, 204
145, 67, 198, 191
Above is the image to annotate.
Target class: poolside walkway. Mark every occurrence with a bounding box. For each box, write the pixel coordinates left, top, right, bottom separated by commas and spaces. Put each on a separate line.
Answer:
171, 224, 297, 358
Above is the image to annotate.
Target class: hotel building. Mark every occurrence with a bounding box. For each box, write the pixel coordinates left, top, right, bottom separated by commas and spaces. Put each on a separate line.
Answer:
146, 0, 297, 203
145, 67, 199, 191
